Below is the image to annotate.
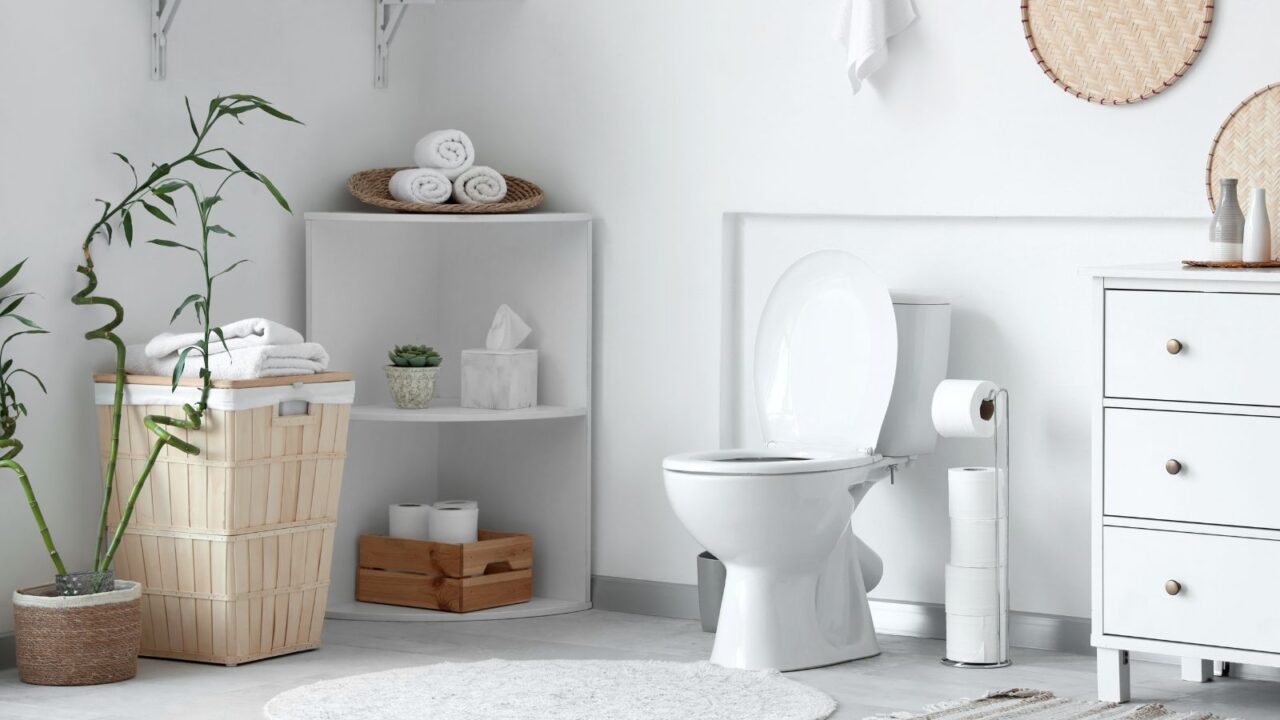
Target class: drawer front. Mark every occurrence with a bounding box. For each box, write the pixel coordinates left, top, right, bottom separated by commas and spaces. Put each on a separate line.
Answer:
1105, 408, 1280, 529
1103, 526, 1280, 652
1105, 290, 1280, 406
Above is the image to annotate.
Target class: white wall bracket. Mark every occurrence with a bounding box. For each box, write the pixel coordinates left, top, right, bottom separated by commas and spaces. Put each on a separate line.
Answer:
151, 0, 183, 80
375, 0, 437, 88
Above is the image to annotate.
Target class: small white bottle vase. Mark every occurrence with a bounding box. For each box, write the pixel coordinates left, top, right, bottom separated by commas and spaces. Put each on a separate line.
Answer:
1210, 178, 1244, 262
1245, 188, 1273, 263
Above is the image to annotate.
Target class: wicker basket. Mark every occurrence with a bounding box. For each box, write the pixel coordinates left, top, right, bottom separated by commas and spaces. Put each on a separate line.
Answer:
96, 373, 353, 665
13, 580, 142, 685
347, 167, 544, 214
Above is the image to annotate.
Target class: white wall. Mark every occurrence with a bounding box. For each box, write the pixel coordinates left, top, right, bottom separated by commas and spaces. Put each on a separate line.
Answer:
0, 0, 438, 632
409, 0, 1280, 619
3, 0, 1278, 635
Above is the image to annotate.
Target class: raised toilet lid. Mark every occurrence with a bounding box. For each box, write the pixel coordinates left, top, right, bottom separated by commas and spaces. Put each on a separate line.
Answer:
754, 250, 898, 453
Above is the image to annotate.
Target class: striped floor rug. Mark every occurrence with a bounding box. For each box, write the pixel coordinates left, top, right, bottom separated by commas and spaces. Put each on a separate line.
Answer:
866, 689, 1231, 720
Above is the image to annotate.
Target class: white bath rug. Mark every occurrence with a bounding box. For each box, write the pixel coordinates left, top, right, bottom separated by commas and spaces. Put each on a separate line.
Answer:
264, 659, 837, 720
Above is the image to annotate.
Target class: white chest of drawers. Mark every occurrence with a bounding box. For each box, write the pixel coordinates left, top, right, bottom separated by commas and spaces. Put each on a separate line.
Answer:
1091, 265, 1280, 702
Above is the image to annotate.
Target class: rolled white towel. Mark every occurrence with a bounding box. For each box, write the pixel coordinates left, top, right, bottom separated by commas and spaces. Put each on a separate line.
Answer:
127, 343, 330, 380
146, 318, 304, 359
389, 168, 452, 204
413, 129, 475, 180
452, 166, 508, 205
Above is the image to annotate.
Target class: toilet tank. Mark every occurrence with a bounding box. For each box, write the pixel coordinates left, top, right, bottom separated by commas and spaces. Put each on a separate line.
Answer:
876, 294, 952, 457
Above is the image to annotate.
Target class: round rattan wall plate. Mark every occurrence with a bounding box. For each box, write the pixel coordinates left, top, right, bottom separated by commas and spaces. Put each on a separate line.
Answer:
1021, 0, 1213, 105
348, 168, 544, 214
1206, 83, 1280, 216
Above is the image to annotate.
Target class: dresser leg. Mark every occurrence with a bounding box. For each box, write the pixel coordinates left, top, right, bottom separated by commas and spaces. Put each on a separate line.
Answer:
1180, 658, 1212, 683
1098, 648, 1130, 703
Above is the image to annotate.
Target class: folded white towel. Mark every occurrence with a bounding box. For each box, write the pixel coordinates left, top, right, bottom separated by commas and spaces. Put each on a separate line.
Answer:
835, 0, 917, 94
413, 129, 475, 180
452, 166, 508, 205
388, 168, 452, 205
146, 318, 305, 359
127, 343, 330, 380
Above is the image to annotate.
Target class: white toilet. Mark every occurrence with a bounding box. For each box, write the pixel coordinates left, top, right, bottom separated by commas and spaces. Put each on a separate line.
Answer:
663, 250, 950, 671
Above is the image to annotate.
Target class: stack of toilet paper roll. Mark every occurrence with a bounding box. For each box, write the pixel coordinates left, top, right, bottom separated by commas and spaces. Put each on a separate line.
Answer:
945, 467, 1008, 665
389, 500, 479, 544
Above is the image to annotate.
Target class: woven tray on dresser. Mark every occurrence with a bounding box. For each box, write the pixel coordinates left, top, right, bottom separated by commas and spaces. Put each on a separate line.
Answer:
348, 167, 544, 214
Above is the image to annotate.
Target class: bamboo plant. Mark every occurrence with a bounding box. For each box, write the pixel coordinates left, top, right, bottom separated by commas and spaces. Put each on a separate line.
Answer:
0, 260, 65, 576
70, 94, 300, 582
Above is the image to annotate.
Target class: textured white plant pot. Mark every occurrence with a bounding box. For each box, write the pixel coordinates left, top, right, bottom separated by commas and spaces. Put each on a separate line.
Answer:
461, 349, 537, 410
385, 366, 439, 409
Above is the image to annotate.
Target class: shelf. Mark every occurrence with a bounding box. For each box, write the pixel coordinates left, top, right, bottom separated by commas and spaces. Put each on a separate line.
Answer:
352, 399, 587, 423
304, 211, 592, 225
326, 597, 591, 622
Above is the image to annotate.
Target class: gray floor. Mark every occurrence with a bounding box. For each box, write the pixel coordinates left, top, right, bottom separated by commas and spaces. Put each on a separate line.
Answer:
1, 609, 1277, 719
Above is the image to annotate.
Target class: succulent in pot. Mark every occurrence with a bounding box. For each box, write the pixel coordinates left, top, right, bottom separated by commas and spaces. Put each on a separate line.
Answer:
385, 344, 443, 408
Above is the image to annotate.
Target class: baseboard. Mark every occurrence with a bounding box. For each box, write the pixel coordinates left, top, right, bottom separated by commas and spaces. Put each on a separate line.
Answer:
0, 632, 13, 670
591, 575, 1092, 655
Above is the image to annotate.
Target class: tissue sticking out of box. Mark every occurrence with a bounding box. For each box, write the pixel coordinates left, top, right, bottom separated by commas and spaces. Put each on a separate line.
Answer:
486, 304, 532, 350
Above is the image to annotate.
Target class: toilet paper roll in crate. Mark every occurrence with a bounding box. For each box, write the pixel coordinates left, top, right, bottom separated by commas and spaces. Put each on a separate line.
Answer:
389, 503, 432, 540
428, 500, 479, 544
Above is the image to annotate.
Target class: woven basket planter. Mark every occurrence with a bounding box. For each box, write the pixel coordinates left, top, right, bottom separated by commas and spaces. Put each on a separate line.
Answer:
348, 167, 544, 214
13, 580, 142, 685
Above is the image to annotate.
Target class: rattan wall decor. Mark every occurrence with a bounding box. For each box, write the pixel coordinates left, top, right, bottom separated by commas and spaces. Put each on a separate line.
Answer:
1021, 0, 1213, 105
1206, 83, 1280, 216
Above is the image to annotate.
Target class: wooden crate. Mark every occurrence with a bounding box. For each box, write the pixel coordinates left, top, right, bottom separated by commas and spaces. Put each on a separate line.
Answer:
356, 532, 533, 612
97, 374, 352, 665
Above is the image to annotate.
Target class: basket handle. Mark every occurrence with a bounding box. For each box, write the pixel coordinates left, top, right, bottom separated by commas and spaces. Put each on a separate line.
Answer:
272, 400, 320, 427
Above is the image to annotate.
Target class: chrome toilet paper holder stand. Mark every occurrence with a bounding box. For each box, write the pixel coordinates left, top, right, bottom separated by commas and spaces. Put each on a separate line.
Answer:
941, 387, 1012, 669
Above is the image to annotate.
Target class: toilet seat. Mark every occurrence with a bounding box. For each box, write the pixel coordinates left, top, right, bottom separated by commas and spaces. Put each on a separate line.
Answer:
663, 447, 875, 476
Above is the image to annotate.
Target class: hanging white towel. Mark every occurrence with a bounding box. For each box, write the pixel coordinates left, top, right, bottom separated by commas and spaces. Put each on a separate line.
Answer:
835, 0, 917, 94
145, 318, 304, 359
452, 166, 508, 205
126, 343, 330, 380
388, 168, 452, 204
414, 129, 475, 180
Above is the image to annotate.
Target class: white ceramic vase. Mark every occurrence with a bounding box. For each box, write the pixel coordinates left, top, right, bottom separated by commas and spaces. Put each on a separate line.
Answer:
1245, 188, 1273, 263
385, 366, 438, 409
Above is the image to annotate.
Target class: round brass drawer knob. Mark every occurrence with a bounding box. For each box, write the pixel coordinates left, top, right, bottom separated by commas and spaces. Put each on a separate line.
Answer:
1165, 580, 1182, 596
1167, 339, 1184, 355
1166, 459, 1183, 475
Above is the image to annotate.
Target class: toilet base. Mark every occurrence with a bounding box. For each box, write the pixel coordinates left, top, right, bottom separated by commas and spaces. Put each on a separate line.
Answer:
711, 528, 881, 672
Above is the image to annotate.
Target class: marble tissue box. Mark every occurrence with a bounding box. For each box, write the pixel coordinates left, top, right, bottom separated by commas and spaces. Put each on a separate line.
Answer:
461, 349, 537, 410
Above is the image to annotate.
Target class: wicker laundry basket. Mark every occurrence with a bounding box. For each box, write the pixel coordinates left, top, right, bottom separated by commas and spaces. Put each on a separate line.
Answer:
95, 372, 353, 666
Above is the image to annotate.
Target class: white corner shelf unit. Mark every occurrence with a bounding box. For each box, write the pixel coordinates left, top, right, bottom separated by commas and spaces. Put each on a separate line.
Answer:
306, 211, 592, 622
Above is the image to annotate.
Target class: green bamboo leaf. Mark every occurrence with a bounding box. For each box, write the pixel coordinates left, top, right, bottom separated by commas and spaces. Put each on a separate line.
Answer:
207, 225, 235, 237
143, 163, 171, 185
255, 102, 302, 124
0, 259, 23, 290
153, 192, 176, 210
1, 359, 11, 374
0, 294, 26, 317
224, 151, 252, 174
169, 293, 205, 324
192, 157, 230, 171
148, 239, 197, 251
212, 327, 230, 355
251, 171, 291, 212
200, 196, 223, 213
170, 346, 194, 390
9, 368, 46, 394
184, 96, 199, 138
141, 200, 175, 225
8, 315, 40, 330
111, 152, 130, 167
122, 210, 133, 245
154, 180, 187, 194
212, 259, 250, 279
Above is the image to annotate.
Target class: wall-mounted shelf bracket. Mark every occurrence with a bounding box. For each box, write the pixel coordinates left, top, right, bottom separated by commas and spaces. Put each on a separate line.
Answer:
151, 0, 183, 80
375, 0, 437, 88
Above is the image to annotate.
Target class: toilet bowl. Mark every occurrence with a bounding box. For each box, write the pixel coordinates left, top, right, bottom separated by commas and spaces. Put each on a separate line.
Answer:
663, 250, 950, 671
